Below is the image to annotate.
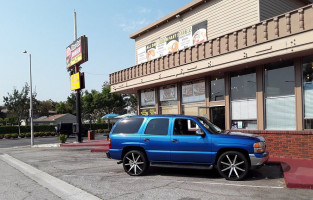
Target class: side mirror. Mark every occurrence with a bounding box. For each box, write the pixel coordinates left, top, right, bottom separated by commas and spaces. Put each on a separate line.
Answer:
196, 129, 205, 137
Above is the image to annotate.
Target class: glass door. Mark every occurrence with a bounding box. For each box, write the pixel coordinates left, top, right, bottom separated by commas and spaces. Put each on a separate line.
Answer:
210, 106, 225, 130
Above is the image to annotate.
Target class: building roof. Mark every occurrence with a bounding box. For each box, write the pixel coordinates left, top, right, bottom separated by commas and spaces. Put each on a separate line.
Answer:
34, 114, 67, 122
129, 0, 312, 39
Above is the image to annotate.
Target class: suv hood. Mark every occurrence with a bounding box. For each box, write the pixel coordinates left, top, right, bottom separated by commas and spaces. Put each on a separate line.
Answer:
222, 131, 265, 142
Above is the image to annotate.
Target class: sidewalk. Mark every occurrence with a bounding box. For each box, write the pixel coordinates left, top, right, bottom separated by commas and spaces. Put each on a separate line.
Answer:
60, 139, 313, 189
268, 156, 313, 189
60, 138, 109, 152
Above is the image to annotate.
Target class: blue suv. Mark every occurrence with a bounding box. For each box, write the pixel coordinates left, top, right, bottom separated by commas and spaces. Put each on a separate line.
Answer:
107, 115, 268, 181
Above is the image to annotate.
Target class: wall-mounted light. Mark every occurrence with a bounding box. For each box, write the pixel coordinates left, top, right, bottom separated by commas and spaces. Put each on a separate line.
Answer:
176, 14, 180, 18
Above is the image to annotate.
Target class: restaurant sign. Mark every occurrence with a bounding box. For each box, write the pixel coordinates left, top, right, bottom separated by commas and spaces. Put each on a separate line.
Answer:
137, 21, 207, 64
66, 35, 88, 69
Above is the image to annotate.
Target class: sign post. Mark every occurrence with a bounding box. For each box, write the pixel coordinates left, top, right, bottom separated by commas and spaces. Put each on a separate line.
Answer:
66, 12, 88, 143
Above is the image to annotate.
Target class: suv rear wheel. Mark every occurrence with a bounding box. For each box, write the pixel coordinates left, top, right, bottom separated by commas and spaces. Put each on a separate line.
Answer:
217, 151, 249, 181
122, 150, 148, 176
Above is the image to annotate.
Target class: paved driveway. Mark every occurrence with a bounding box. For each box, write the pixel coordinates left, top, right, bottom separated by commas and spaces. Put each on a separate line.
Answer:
1, 146, 313, 200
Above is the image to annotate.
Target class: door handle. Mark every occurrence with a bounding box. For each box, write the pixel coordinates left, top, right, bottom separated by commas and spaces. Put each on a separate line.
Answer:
172, 139, 178, 143
144, 138, 150, 142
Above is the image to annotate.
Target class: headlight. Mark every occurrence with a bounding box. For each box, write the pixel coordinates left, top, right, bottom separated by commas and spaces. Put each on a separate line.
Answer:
254, 142, 266, 153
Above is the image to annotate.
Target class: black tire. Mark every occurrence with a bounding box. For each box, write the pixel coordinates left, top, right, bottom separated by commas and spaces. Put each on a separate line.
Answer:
122, 150, 148, 176
217, 151, 249, 181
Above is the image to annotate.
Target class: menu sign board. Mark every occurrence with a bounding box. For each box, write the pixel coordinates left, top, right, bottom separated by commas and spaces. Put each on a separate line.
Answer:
182, 80, 206, 103
66, 36, 88, 69
141, 89, 155, 106
160, 84, 177, 101
137, 21, 207, 64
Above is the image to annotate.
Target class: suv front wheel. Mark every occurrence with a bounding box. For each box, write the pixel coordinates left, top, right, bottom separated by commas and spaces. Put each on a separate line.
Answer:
122, 150, 148, 176
217, 151, 249, 181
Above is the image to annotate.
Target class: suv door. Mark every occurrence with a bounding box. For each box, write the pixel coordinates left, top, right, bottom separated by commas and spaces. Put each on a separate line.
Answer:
141, 117, 171, 162
170, 117, 212, 164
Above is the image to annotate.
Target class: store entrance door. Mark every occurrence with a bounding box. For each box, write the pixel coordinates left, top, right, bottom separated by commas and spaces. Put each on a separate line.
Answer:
210, 106, 225, 130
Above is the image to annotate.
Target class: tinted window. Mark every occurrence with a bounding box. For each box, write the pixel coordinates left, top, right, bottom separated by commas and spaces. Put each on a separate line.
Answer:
265, 61, 294, 97
144, 118, 169, 135
173, 118, 199, 135
231, 70, 256, 100
210, 77, 225, 101
112, 118, 144, 134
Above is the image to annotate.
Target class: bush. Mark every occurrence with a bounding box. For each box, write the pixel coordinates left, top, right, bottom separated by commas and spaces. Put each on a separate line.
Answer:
4, 134, 11, 139
0, 135, 3, 139
57, 134, 67, 143
19, 133, 25, 138
34, 132, 40, 137
39, 132, 45, 137
25, 133, 31, 138
12, 133, 18, 139
50, 132, 56, 136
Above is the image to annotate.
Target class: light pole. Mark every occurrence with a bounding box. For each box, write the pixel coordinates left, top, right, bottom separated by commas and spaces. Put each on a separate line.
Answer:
23, 50, 34, 146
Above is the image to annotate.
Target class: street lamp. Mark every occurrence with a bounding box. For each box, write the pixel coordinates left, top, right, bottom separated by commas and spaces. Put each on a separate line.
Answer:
23, 50, 34, 146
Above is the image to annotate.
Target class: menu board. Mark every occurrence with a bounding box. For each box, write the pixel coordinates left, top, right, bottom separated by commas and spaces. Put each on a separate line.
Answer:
137, 21, 207, 64
160, 85, 177, 101
141, 89, 155, 106
182, 80, 206, 103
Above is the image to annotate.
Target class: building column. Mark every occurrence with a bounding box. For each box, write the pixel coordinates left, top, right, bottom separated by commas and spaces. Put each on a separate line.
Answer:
177, 82, 182, 114
295, 58, 303, 130
225, 73, 231, 130
155, 87, 159, 115
256, 66, 264, 130
205, 77, 211, 119
137, 91, 141, 115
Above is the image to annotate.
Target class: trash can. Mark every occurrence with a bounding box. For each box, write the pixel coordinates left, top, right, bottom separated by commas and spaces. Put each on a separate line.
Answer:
88, 130, 95, 140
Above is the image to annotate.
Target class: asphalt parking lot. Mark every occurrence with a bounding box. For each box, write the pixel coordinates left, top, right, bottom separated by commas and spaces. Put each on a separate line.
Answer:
1, 145, 313, 200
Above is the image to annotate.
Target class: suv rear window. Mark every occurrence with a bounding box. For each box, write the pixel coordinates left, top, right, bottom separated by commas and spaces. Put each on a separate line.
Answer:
144, 118, 169, 135
112, 118, 144, 134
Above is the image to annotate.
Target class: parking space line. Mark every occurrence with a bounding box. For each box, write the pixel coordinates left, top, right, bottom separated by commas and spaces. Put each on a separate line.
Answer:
0, 154, 102, 200
190, 181, 284, 189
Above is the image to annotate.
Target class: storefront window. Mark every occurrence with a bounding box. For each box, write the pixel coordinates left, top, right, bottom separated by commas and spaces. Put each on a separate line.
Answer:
181, 80, 205, 115
265, 61, 295, 130
159, 84, 178, 114
140, 89, 156, 115
210, 75, 225, 101
182, 80, 205, 103
231, 69, 257, 130
303, 56, 313, 129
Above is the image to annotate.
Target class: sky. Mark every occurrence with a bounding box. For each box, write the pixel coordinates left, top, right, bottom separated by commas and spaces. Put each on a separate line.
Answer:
0, 0, 192, 104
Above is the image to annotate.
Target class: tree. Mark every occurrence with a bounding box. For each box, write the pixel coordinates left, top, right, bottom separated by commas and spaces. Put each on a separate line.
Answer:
82, 90, 98, 128
56, 102, 71, 114
36, 99, 58, 116
3, 83, 35, 134
123, 94, 138, 114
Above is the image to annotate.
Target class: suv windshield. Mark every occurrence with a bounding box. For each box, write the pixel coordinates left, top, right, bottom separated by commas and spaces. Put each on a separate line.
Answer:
197, 117, 222, 134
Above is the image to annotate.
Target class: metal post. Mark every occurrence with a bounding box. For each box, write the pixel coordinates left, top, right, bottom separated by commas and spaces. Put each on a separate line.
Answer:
29, 54, 34, 146
23, 51, 34, 146
74, 11, 82, 143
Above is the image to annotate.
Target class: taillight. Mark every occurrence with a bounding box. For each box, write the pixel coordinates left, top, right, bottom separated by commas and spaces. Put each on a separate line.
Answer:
108, 138, 111, 149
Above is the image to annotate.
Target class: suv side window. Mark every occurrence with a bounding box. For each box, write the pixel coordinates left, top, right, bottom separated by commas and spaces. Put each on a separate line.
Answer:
173, 118, 199, 135
145, 118, 169, 135
112, 118, 144, 134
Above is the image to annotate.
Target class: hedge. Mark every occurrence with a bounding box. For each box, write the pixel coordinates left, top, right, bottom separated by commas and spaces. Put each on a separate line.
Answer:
0, 123, 110, 134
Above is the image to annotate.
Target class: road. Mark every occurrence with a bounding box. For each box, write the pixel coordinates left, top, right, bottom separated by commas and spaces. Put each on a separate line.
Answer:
0, 143, 312, 200
0, 134, 107, 149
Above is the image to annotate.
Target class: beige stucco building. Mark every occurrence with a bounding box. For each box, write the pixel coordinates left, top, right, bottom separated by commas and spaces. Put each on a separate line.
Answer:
109, 0, 313, 159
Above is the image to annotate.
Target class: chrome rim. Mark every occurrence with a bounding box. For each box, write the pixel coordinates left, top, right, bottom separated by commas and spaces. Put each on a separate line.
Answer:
124, 152, 145, 175
219, 154, 246, 179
